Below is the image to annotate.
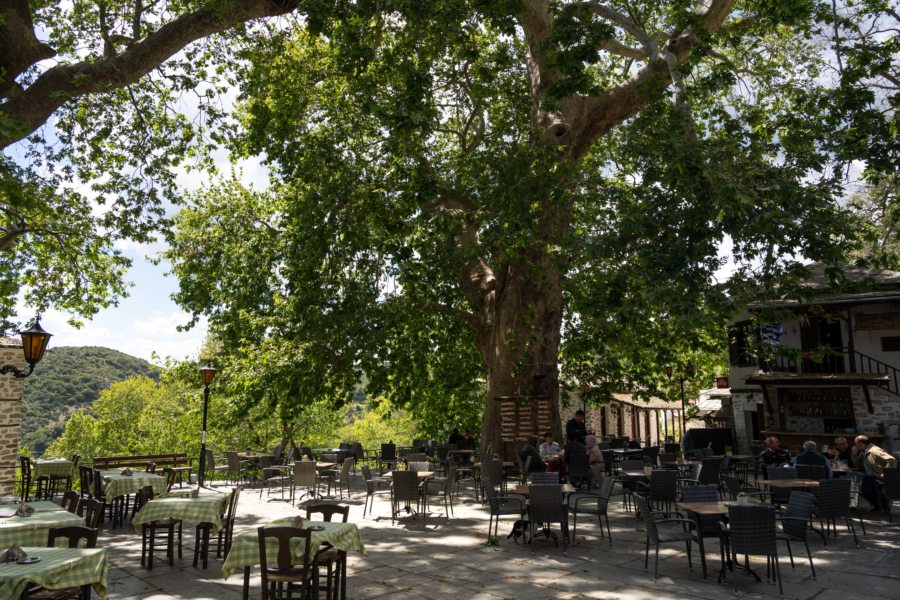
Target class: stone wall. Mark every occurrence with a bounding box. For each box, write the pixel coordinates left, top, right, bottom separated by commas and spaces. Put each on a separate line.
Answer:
0, 338, 25, 497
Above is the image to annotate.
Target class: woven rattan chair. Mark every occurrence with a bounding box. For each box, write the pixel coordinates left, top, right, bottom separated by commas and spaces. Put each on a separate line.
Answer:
680, 484, 723, 554
814, 478, 863, 547
291, 461, 321, 504
481, 477, 525, 542
725, 503, 782, 594
481, 459, 507, 493
636, 469, 678, 512
880, 467, 900, 522
224, 451, 248, 485
257, 526, 322, 600
569, 475, 614, 545
777, 490, 817, 578
390, 470, 423, 524
424, 466, 457, 518
528, 483, 568, 553
796, 464, 828, 481
361, 465, 390, 517
531, 472, 559, 485
634, 494, 706, 580
378, 443, 397, 474
322, 458, 354, 500
205, 449, 230, 485
763, 466, 797, 506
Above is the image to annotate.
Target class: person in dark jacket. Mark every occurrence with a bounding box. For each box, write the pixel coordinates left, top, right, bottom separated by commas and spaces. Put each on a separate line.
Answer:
794, 440, 832, 479
448, 428, 462, 445
520, 436, 545, 473
825, 437, 851, 463
566, 410, 587, 445
757, 436, 791, 476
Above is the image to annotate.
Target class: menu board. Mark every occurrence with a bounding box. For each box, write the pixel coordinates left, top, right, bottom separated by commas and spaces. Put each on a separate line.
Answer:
496, 396, 553, 442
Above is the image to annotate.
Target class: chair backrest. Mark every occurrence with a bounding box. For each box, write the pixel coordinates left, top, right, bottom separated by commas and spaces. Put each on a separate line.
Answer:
883, 467, 900, 501
406, 453, 427, 463
91, 468, 105, 499
765, 466, 797, 480
61, 490, 80, 513
598, 474, 615, 500
321, 453, 338, 464
301, 446, 314, 460
392, 470, 420, 503
339, 458, 355, 482
257, 526, 320, 599
293, 461, 318, 487
648, 469, 678, 502
528, 484, 564, 523
783, 490, 815, 539
720, 475, 743, 500
443, 466, 458, 492
481, 459, 505, 482
664, 443, 680, 454
413, 439, 426, 451
225, 451, 242, 471
272, 445, 283, 461
225, 486, 242, 521
643, 446, 660, 464
634, 495, 660, 542
531, 472, 558, 485
679, 484, 719, 535
79, 465, 94, 497
381, 443, 396, 460
48, 525, 98, 549
621, 459, 644, 471
568, 453, 590, 479
609, 438, 625, 449
353, 443, 365, 460
305, 501, 350, 522
658, 453, 676, 466
70, 454, 81, 472
78, 498, 104, 529
258, 455, 274, 469
728, 504, 777, 556
815, 478, 851, 518
407, 461, 429, 473
205, 449, 216, 470
796, 464, 827, 481
698, 458, 722, 485
162, 468, 177, 492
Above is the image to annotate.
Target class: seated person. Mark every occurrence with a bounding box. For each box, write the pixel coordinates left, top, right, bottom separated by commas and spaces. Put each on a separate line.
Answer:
793, 440, 832, 479
519, 436, 545, 472
825, 436, 852, 464
585, 435, 605, 471
455, 429, 475, 463
539, 431, 561, 459
757, 436, 791, 476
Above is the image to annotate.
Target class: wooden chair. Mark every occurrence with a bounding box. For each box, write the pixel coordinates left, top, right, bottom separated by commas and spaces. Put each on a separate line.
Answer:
23, 526, 99, 600
78, 466, 94, 498
60, 490, 80, 514
194, 487, 242, 569
305, 503, 350, 600
77, 498, 104, 529
257, 526, 322, 600
136, 486, 182, 569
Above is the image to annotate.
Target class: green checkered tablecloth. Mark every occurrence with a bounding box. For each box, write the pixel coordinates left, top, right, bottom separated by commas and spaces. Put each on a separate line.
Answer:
0, 504, 85, 548
222, 517, 365, 578
33, 459, 74, 480
132, 489, 230, 534
0, 547, 107, 600
100, 470, 167, 499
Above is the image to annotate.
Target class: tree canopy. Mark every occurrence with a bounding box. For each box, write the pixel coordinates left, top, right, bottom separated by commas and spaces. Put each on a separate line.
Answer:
3, 1, 898, 455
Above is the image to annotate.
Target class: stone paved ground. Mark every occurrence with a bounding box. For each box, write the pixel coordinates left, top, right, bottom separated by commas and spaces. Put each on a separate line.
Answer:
99, 473, 900, 600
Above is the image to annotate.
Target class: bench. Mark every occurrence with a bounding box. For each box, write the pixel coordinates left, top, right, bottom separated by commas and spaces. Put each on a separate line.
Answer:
93, 454, 193, 483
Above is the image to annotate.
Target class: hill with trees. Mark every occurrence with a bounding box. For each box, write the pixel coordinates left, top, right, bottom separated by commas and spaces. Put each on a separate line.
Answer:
21, 346, 159, 454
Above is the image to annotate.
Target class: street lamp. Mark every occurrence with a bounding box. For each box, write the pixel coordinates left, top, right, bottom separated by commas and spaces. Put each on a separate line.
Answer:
197, 362, 217, 487
0, 319, 52, 378
665, 362, 695, 441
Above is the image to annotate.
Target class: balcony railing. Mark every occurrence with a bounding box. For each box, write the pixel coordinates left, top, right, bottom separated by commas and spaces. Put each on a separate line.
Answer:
764, 346, 899, 396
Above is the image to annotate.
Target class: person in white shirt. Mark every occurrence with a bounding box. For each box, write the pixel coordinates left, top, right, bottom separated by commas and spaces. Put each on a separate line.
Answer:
539, 431, 561, 459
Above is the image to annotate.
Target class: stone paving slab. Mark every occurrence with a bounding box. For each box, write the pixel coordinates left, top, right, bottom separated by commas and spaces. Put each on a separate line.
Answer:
84, 473, 900, 600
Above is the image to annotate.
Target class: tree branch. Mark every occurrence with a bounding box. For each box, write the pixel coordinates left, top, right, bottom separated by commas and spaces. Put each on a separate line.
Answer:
1, 0, 301, 149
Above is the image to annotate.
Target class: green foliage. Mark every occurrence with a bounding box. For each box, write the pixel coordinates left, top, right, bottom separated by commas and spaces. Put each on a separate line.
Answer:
22, 346, 159, 455
337, 402, 419, 452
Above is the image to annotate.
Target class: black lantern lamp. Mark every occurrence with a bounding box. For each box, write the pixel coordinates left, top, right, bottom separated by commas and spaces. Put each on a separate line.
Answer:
1, 319, 52, 378
197, 363, 217, 487
665, 362, 695, 442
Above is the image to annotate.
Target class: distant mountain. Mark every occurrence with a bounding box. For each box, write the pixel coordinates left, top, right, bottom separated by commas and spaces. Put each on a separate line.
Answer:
22, 346, 159, 454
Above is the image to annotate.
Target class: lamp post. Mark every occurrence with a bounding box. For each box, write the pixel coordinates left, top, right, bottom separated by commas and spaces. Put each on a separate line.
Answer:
665, 362, 695, 441
197, 363, 217, 487
0, 319, 52, 378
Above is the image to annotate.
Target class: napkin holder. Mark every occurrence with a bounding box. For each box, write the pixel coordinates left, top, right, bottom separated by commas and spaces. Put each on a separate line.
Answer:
190, 488, 200, 498
15, 503, 34, 517
1, 545, 26, 563
291, 516, 305, 528
121, 468, 133, 476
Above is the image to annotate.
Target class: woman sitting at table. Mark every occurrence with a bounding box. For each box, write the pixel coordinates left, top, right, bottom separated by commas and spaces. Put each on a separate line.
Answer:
539, 431, 561, 459
585, 435, 605, 471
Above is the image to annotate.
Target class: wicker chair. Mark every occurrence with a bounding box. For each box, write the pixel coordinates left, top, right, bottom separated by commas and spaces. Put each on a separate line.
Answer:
481, 477, 525, 542
322, 458, 354, 500
634, 494, 706, 580
361, 465, 390, 517
527, 483, 568, 553
796, 464, 828, 481
390, 470, 423, 524
378, 443, 398, 474
568, 475, 614, 545
763, 467, 797, 506
424, 466, 457, 518
636, 469, 678, 512
776, 490, 817, 578
531, 472, 559, 485
882, 468, 900, 522
814, 478, 863, 547
224, 451, 249, 485
291, 461, 321, 504
257, 526, 321, 600
680, 484, 723, 552
724, 504, 782, 594
205, 449, 230, 485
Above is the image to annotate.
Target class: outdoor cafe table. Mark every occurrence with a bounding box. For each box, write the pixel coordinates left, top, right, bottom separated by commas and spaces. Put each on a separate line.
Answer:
132, 489, 231, 534
514, 483, 576, 496
222, 517, 366, 600
757, 479, 821, 490
32, 458, 75, 481
100, 470, 168, 500
0, 501, 84, 548
0, 547, 107, 600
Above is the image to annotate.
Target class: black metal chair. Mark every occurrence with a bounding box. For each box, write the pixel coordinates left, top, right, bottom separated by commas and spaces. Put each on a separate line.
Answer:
390, 470, 423, 524
634, 494, 706, 580
566, 454, 590, 489
882, 467, 900, 522
378, 443, 397, 474
257, 526, 321, 600
569, 475, 614, 545
636, 469, 678, 513
724, 504, 782, 595
776, 490, 817, 578
481, 477, 525, 542
361, 465, 390, 517
528, 483, 568, 553
814, 478, 863, 547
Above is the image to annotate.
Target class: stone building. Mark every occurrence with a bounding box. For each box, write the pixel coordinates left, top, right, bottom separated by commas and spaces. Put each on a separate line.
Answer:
560, 392, 685, 446
0, 337, 25, 497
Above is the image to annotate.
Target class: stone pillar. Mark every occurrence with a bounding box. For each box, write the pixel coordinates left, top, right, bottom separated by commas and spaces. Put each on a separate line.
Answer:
0, 338, 25, 497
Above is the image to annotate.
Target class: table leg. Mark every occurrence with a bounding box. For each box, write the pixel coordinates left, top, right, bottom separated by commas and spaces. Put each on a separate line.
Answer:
243, 566, 250, 600
339, 549, 347, 600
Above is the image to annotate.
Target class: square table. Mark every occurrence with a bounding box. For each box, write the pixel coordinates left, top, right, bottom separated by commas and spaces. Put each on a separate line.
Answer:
514, 483, 576, 496
0, 501, 85, 548
132, 489, 231, 534
0, 547, 107, 600
757, 479, 820, 489
100, 470, 168, 500
32, 459, 75, 481
222, 517, 365, 600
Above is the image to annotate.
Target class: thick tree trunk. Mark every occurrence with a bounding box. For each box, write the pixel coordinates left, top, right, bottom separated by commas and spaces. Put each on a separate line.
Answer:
476, 253, 565, 461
